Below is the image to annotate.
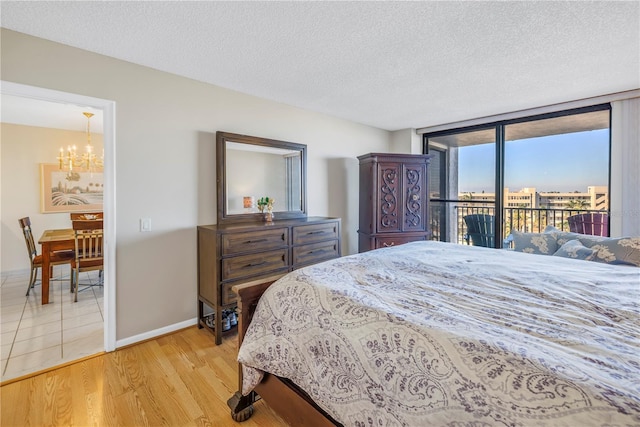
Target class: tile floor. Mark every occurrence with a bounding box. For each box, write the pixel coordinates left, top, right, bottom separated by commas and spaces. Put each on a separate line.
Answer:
1, 266, 104, 382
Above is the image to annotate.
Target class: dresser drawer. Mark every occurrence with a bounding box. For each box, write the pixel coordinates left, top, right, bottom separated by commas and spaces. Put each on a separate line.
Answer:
293, 221, 339, 246
374, 235, 427, 249
222, 249, 289, 281
220, 282, 238, 305
221, 228, 288, 255
293, 240, 340, 266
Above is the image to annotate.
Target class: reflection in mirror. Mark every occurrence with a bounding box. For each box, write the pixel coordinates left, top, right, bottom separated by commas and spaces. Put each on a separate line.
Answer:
225, 142, 302, 214
216, 131, 307, 223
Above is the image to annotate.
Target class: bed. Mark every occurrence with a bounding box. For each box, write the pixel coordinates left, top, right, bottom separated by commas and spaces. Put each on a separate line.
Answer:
228, 241, 640, 426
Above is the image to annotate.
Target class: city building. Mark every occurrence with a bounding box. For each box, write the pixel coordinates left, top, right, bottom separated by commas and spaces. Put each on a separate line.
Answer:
460, 186, 609, 211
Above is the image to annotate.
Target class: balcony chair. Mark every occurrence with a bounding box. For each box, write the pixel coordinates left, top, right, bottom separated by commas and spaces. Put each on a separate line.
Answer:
71, 219, 104, 302
463, 214, 495, 248
18, 217, 74, 296
567, 212, 609, 236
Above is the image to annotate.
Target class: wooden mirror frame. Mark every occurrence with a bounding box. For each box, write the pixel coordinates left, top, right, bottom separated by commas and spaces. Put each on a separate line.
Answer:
216, 131, 308, 224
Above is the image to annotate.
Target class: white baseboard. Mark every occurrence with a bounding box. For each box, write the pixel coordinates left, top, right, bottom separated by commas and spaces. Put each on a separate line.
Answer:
115, 317, 198, 348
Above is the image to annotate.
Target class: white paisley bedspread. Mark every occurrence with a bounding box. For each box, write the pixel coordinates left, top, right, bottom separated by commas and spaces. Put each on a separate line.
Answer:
238, 241, 640, 427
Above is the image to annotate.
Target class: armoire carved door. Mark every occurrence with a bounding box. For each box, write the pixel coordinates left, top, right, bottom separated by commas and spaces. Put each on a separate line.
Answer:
358, 153, 432, 252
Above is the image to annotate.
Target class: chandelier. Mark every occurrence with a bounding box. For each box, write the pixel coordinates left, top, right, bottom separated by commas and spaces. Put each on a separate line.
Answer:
57, 112, 103, 174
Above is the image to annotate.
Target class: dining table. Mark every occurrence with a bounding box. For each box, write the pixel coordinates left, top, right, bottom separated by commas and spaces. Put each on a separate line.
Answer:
38, 228, 75, 305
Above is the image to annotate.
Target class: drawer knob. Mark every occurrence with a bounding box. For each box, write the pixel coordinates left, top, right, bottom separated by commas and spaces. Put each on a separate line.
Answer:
307, 230, 325, 235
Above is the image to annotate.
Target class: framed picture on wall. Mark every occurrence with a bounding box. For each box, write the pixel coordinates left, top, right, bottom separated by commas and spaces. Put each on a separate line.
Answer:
40, 163, 103, 213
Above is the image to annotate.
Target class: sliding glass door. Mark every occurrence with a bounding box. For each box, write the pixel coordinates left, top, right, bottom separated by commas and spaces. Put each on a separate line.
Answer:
503, 110, 610, 235
425, 105, 611, 247
428, 128, 497, 245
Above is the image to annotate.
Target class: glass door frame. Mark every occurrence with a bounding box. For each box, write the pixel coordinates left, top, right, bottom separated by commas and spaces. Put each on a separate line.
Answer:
423, 103, 611, 248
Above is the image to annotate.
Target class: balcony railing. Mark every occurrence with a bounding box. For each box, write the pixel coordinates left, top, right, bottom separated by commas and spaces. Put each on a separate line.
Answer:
429, 199, 609, 245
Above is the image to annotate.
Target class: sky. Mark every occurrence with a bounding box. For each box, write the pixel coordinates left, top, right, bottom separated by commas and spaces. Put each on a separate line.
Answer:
458, 129, 609, 193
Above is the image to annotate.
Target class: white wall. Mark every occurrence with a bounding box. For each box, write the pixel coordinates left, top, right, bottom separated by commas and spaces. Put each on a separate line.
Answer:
0, 29, 390, 341
2, 123, 103, 271
389, 128, 422, 154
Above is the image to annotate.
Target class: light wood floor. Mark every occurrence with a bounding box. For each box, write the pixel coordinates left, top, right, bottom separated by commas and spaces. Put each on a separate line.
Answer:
0, 326, 287, 426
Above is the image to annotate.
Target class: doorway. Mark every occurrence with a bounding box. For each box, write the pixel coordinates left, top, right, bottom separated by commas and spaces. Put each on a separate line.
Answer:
0, 81, 115, 381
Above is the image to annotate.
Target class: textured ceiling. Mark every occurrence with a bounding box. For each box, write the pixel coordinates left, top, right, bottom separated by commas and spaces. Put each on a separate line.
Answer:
1, 1, 638, 131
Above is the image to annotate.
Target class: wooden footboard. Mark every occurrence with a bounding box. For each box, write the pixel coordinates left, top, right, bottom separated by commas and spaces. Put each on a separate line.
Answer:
227, 276, 339, 426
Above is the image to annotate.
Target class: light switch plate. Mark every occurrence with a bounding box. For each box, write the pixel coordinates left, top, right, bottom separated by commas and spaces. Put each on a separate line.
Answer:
140, 218, 151, 232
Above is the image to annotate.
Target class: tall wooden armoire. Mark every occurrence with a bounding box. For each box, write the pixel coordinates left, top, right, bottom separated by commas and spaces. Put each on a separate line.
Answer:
358, 153, 432, 252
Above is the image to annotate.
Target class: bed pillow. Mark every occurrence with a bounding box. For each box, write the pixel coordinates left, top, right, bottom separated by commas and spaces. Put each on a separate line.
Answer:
578, 236, 640, 267
542, 225, 586, 246
511, 231, 558, 255
575, 234, 608, 246
543, 225, 562, 234
552, 239, 597, 260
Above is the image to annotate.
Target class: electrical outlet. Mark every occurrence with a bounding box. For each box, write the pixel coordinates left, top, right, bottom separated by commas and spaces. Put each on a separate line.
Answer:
140, 218, 151, 232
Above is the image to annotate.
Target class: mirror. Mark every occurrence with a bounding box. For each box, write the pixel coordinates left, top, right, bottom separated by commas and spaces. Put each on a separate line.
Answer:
216, 131, 307, 223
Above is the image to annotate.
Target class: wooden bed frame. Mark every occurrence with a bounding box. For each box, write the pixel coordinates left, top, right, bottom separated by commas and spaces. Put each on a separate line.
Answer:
227, 277, 341, 426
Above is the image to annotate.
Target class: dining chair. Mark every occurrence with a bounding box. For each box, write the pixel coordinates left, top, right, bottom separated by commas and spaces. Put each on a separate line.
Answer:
71, 213, 104, 279
70, 212, 103, 220
71, 219, 104, 302
18, 217, 74, 296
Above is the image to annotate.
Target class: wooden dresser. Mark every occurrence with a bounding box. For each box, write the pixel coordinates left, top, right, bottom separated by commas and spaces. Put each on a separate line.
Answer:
358, 153, 432, 252
197, 217, 341, 344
